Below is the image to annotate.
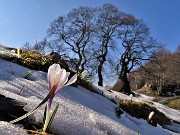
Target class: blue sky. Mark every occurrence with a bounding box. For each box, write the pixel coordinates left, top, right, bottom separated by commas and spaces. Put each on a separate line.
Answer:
0, 0, 179, 52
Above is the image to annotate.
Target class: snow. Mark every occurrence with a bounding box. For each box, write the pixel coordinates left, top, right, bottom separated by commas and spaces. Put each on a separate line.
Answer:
0, 45, 18, 57
154, 102, 180, 122
0, 58, 180, 135
96, 86, 180, 123
0, 121, 28, 135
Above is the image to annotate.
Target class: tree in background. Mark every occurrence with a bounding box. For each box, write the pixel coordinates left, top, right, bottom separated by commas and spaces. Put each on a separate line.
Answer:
176, 44, 180, 52
130, 47, 180, 95
113, 16, 157, 94
48, 6, 95, 73
92, 4, 126, 86
45, 4, 159, 93
146, 49, 171, 94
173, 48, 180, 88
20, 4, 179, 96
33, 38, 48, 54
22, 42, 33, 51
47, 4, 129, 86
149, 48, 180, 94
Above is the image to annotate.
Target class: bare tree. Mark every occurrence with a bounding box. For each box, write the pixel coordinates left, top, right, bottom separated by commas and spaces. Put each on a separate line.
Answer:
33, 38, 49, 54
129, 46, 180, 95
48, 6, 95, 73
46, 4, 159, 89
22, 42, 33, 51
173, 50, 180, 88
114, 17, 157, 94
93, 4, 125, 86
147, 49, 171, 94
176, 44, 180, 52
144, 48, 180, 94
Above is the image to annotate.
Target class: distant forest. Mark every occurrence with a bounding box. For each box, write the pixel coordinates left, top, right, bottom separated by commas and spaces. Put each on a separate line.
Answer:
130, 48, 180, 95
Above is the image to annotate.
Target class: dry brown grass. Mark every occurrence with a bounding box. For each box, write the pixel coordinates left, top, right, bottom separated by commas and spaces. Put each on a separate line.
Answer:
162, 97, 180, 110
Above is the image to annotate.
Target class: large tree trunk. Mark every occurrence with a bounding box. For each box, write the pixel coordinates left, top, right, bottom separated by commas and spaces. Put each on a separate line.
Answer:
97, 43, 108, 87
118, 69, 131, 94
116, 62, 134, 95
119, 74, 131, 94
98, 64, 103, 86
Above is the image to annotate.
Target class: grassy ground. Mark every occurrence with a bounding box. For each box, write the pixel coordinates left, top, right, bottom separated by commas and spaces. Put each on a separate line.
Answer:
135, 87, 180, 110
162, 97, 180, 110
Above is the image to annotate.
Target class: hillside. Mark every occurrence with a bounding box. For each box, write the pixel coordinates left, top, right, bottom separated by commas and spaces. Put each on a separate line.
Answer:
0, 56, 180, 134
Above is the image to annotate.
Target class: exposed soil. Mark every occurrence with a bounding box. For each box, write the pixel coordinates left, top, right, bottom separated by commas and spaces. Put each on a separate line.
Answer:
0, 94, 58, 135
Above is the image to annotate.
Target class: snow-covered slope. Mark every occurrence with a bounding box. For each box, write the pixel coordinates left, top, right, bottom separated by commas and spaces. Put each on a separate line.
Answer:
0, 45, 17, 57
0, 58, 179, 135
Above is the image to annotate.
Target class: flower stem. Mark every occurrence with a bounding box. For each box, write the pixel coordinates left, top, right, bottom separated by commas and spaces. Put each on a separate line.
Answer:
43, 103, 51, 132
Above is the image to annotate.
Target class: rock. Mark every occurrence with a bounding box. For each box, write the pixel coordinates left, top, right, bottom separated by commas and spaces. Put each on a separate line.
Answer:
119, 100, 172, 127
0, 94, 43, 131
0, 94, 27, 123
115, 107, 123, 117
49, 52, 69, 70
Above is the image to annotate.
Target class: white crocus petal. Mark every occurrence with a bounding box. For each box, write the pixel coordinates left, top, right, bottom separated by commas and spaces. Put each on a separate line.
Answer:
53, 70, 63, 86
56, 70, 69, 91
65, 74, 77, 87
63, 72, 70, 85
48, 64, 60, 78
55, 72, 70, 93
48, 64, 61, 89
48, 66, 54, 82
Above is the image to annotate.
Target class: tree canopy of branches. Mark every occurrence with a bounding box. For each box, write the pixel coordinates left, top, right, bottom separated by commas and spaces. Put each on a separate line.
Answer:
47, 4, 129, 86
45, 3, 158, 93
48, 6, 96, 73
93, 4, 126, 86
113, 17, 157, 94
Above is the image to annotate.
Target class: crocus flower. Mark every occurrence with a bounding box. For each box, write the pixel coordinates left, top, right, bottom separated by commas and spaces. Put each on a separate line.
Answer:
43, 64, 77, 132
10, 64, 77, 128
